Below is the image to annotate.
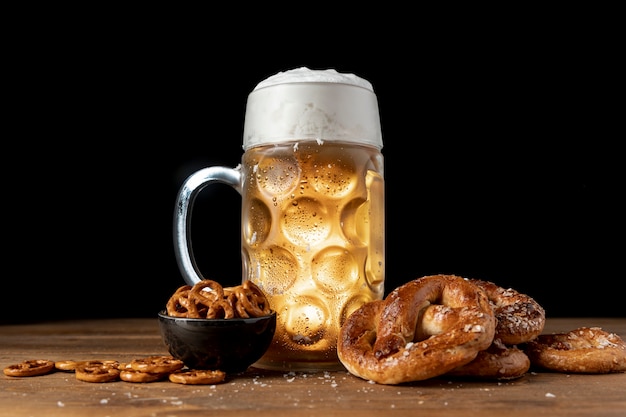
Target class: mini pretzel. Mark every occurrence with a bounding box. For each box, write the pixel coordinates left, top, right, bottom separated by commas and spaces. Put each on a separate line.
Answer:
3, 359, 55, 377
235, 281, 272, 318
168, 369, 226, 385
119, 363, 167, 383
166, 279, 271, 319
130, 355, 184, 374
190, 279, 224, 306
75, 360, 121, 383
55, 360, 78, 372
338, 275, 496, 384
524, 327, 626, 374
166, 285, 199, 317
469, 279, 546, 345
207, 299, 236, 319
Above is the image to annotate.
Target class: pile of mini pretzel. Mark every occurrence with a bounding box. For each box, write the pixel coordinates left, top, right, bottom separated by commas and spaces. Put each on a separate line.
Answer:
166, 279, 271, 319
337, 274, 626, 385
3, 355, 226, 385
3, 279, 274, 384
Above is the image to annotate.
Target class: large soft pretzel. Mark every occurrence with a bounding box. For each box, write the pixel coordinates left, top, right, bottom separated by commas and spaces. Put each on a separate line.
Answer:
524, 327, 626, 374
337, 274, 496, 384
469, 279, 545, 345
446, 338, 531, 380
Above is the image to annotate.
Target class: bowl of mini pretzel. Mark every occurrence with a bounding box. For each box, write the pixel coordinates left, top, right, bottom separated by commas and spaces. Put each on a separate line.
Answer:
158, 279, 276, 374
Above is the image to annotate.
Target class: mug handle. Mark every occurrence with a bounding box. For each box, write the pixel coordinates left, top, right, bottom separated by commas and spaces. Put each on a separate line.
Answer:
173, 166, 242, 286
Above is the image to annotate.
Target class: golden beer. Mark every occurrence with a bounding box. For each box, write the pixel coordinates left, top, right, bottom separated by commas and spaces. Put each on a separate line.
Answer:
242, 141, 384, 370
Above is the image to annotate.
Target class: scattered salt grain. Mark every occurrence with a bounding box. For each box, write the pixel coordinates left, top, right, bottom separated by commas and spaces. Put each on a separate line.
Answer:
57, 401, 65, 407
546, 392, 556, 398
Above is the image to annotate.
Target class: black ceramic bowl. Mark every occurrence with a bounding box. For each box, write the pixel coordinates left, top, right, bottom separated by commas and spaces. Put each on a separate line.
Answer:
158, 310, 276, 373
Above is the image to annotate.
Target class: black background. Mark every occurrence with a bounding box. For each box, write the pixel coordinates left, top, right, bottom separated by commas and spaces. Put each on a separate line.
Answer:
4, 9, 623, 323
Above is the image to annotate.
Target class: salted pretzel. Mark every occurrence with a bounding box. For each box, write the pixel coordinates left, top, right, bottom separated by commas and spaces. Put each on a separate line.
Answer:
469, 279, 545, 345
524, 327, 626, 374
3, 359, 55, 377
446, 338, 531, 380
414, 302, 531, 380
338, 274, 496, 385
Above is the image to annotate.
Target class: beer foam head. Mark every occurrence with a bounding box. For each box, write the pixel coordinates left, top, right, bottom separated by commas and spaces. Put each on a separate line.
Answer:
243, 67, 383, 150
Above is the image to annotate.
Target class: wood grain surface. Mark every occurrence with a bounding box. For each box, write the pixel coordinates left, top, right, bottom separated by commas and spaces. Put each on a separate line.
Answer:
1, 318, 625, 417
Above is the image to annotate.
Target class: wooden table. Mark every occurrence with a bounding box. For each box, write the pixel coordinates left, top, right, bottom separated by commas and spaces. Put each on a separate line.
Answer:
1, 317, 624, 417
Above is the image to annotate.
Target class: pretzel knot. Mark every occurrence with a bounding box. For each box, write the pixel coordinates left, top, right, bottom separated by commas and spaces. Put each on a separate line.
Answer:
469, 279, 545, 345
232, 281, 272, 318
165, 279, 271, 319
207, 299, 236, 319
166, 285, 198, 318
191, 280, 224, 306
337, 274, 496, 385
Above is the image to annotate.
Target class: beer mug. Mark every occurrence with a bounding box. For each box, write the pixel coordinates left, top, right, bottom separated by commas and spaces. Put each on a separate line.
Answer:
173, 67, 385, 371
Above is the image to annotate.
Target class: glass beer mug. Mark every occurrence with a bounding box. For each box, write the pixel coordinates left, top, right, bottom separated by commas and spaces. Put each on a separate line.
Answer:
173, 67, 385, 371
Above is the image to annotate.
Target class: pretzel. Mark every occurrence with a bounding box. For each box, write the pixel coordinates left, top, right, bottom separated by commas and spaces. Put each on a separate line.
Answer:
469, 279, 545, 345
54, 360, 78, 372
3, 359, 55, 377
446, 338, 531, 380
524, 327, 626, 374
75, 360, 121, 383
207, 299, 236, 319
130, 355, 184, 374
168, 369, 226, 385
119, 363, 167, 383
166, 285, 200, 318
232, 281, 272, 318
190, 279, 224, 307
337, 274, 496, 384
165, 279, 272, 319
